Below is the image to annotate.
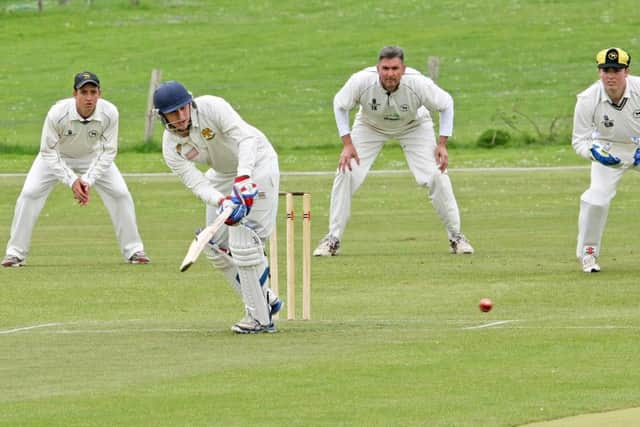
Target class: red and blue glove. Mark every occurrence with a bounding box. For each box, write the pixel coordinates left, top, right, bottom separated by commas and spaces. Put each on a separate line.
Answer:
232, 175, 258, 215
217, 188, 247, 226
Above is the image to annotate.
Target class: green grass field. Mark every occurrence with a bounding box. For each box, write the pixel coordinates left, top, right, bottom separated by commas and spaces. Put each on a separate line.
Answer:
2, 1, 640, 425
1, 0, 639, 159
2, 170, 640, 426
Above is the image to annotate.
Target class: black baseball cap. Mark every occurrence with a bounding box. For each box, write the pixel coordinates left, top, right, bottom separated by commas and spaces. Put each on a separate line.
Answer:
74, 71, 100, 89
596, 48, 630, 69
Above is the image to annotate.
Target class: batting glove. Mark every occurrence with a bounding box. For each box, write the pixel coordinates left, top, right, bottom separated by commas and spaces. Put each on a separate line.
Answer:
217, 189, 247, 226
232, 175, 258, 215
590, 142, 621, 167
634, 148, 640, 166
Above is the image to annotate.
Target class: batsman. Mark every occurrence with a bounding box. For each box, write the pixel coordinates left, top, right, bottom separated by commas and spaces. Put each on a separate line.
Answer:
154, 81, 282, 334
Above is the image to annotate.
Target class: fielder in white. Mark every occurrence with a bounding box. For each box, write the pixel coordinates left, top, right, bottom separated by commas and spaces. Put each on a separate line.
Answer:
1, 72, 149, 268
153, 81, 282, 334
314, 46, 474, 257
572, 47, 640, 273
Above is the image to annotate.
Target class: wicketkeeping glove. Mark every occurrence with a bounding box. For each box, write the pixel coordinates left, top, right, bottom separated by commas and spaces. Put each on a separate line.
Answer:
232, 175, 258, 215
217, 188, 248, 226
590, 142, 621, 167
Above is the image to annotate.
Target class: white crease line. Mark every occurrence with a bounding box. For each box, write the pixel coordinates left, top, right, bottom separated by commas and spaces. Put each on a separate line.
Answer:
51, 328, 204, 334
3, 320, 637, 336
0, 322, 70, 335
511, 325, 640, 329
462, 320, 519, 330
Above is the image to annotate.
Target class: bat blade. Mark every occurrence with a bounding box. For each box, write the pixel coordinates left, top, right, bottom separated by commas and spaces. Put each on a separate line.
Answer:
179, 206, 233, 272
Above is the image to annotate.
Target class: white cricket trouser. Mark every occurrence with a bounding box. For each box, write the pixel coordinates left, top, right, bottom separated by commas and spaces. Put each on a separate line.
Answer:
576, 161, 636, 258
5, 154, 145, 261
327, 121, 462, 240
204, 157, 280, 325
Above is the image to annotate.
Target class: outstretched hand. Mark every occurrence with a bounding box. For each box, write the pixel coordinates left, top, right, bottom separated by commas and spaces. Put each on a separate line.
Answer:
72, 178, 90, 206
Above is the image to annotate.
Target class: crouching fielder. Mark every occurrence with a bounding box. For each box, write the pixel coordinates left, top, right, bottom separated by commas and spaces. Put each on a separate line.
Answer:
314, 46, 473, 257
572, 47, 640, 273
2, 71, 149, 267
154, 81, 282, 334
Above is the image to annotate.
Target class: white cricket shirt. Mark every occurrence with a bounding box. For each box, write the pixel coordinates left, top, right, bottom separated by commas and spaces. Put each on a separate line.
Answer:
333, 66, 454, 137
40, 98, 119, 186
572, 75, 640, 161
162, 95, 277, 205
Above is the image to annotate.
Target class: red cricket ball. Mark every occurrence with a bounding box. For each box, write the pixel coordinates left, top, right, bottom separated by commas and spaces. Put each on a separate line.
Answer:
479, 298, 493, 312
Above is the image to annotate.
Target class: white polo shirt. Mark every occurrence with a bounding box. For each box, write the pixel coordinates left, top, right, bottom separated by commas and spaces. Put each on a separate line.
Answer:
333, 66, 454, 137
39, 98, 119, 187
572, 75, 640, 161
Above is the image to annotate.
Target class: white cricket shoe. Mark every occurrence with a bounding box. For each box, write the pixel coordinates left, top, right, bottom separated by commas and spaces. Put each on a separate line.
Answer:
582, 254, 601, 273
231, 315, 276, 334
450, 234, 474, 254
1, 255, 25, 268
128, 251, 151, 264
313, 235, 340, 257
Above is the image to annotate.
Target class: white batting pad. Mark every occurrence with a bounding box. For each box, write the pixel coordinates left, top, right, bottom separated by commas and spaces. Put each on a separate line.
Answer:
204, 244, 241, 296
230, 225, 270, 325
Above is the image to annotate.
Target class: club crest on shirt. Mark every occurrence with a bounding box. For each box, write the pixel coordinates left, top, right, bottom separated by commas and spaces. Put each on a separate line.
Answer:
88, 130, 98, 137
400, 104, 409, 112
201, 128, 215, 140
602, 115, 614, 128
633, 109, 640, 119
369, 98, 379, 111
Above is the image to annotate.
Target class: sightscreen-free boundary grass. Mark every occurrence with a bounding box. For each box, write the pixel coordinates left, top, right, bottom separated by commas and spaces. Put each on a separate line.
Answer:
2, 170, 640, 426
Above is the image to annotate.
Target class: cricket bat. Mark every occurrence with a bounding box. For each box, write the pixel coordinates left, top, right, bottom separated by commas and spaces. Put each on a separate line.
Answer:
179, 206, 233, 272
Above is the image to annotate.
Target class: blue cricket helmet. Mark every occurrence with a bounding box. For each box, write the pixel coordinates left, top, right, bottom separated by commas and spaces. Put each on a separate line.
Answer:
153, 81, 192, 113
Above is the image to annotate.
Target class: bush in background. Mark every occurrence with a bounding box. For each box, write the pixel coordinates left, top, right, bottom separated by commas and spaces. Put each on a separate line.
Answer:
476, 129, 511, 148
